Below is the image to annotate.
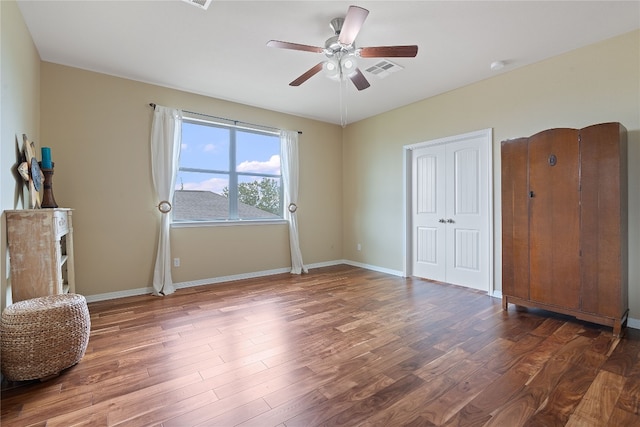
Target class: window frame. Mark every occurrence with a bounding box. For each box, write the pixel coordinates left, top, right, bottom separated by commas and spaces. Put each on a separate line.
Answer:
172, 116, 286, 227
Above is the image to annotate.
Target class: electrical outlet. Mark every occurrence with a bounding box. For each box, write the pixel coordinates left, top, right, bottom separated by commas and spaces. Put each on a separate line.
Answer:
357, 243, 362, 251
173, 258, 180, 267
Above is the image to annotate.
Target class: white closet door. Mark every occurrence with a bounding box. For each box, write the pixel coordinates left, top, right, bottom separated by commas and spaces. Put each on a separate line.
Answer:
444, 136, 488, 290
412, 144, 446, 281
411, 130, 490, 292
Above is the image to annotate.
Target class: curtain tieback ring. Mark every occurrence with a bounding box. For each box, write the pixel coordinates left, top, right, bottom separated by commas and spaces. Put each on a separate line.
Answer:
158, 200, 172, 214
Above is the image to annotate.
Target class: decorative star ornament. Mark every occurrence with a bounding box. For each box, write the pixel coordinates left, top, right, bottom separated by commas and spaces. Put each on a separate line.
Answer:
18, 134, 42, 208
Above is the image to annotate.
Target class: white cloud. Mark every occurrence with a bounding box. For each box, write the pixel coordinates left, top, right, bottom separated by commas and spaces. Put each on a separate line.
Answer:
203, 143, 216, 152
180, 177, 227, 194
237, 155, 280, 174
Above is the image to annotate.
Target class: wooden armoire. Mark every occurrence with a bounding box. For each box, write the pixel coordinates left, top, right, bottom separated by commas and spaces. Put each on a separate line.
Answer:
501, 122, 628, 336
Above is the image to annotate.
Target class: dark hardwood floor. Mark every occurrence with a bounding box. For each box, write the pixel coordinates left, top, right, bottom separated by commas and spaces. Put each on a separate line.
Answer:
1, 265, 639, 426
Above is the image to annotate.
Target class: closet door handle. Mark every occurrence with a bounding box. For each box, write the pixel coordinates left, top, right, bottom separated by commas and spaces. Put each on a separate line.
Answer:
438, 218, 446, 223
446, 218, 455, 223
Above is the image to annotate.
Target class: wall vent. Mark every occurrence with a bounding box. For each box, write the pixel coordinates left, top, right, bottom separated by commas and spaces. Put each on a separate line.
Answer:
182, 0, 212, 10
364, 60, 404, 79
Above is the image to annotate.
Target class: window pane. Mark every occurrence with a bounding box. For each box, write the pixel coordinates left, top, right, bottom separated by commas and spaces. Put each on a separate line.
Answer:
181, 122, 230, 172
237, 175, 282, 219
236, 131, 281, 176
174, 172, 229, 221
175, 120, 284, 223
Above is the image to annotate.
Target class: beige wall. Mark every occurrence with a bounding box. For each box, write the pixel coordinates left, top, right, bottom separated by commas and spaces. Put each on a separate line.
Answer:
1, 0, 41, 308
39, 63, 343, 299
343, 30, 640, 320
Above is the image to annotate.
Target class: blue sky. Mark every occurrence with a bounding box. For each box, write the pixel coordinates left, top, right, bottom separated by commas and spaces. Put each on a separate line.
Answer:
177, 122, 280, 193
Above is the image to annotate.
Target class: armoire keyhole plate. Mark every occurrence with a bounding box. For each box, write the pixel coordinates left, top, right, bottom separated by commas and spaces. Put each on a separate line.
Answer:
548, 154, 557, 166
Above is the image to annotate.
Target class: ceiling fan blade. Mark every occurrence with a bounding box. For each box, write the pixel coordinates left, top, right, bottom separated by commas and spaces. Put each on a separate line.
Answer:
290, 62, 324, 86
267, 40, 324, 54
359, 45, 419, 58
349, 68, 370, 91
338, 6, 369, 45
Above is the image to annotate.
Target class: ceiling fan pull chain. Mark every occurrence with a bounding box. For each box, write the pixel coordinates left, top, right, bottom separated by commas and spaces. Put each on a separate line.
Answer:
340, 77, 348, 127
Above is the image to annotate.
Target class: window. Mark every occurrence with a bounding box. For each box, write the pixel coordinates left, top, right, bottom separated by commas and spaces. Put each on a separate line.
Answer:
173, 118, 283, 223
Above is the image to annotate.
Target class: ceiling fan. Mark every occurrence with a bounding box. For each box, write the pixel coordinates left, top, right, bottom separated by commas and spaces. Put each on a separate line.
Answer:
267, 5, 418, 91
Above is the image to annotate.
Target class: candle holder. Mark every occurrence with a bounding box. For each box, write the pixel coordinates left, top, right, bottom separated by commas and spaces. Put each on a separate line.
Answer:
40, 162, 58, 208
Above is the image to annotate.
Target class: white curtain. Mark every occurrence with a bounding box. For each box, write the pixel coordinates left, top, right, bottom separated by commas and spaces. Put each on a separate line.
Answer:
150, 106, 182, 295
281, 130, 307, 274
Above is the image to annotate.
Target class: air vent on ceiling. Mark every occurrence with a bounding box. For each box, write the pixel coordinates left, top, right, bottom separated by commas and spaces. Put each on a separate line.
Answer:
364, 60, 404, 79
182, 0, 212, 10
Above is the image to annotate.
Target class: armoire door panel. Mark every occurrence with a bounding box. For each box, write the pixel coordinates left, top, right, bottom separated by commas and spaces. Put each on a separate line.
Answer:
528, 129, 580, 308
580, 123, 627, 317
501, 138, 530, 300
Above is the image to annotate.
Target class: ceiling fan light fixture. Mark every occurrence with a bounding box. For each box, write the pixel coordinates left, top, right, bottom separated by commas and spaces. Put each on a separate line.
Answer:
342, 56, 357, 72
324, 54, 358, 81
324, 59, 341, 80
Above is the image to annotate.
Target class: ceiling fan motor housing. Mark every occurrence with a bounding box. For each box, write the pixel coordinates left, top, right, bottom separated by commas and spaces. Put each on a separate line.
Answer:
325, 16, 357, 56
329, 17, 344, 36
325, 35, 342, 53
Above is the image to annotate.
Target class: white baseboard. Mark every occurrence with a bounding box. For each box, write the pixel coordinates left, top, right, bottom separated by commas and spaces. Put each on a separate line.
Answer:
84, 287, 153, 303
341, 259, 404, 277
83, 260, 344, 303
173, 266, 292, 290
82, 260, 639, 331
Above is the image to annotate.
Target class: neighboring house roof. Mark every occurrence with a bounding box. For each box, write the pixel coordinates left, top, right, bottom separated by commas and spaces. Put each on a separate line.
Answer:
173, 190, 280, 221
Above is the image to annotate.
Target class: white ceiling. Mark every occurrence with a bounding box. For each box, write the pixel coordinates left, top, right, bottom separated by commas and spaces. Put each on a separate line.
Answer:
17, 1, 640, 125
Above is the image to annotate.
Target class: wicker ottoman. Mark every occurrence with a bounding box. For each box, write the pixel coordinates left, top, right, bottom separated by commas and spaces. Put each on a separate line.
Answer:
1, 293, 91, 381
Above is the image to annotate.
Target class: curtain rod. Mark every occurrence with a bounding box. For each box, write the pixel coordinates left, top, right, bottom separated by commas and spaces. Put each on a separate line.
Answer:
149, 103, 302, 135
